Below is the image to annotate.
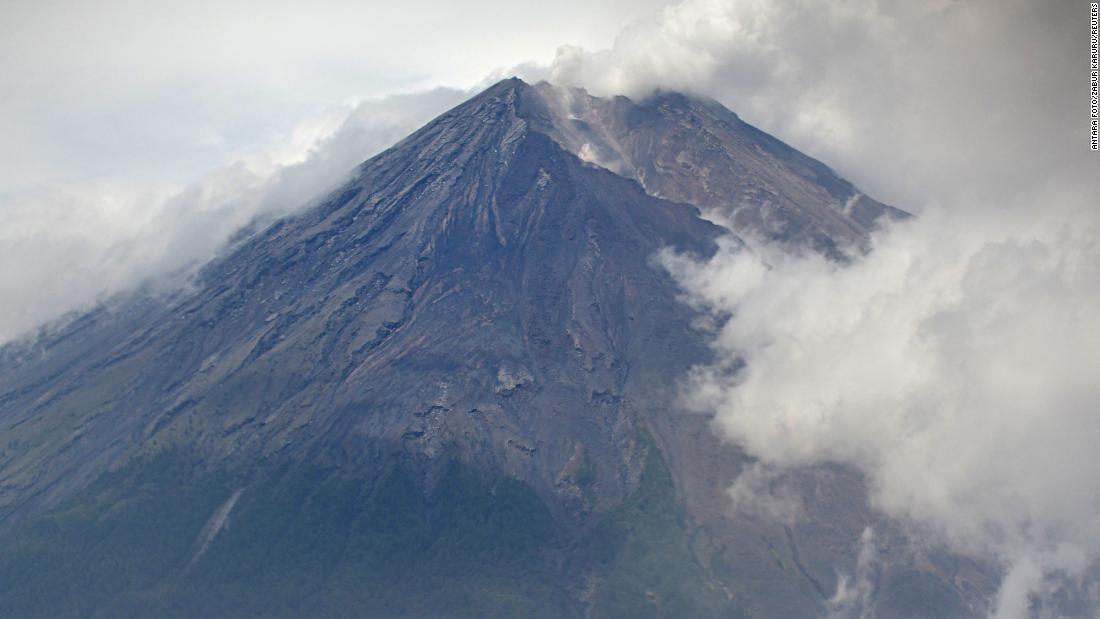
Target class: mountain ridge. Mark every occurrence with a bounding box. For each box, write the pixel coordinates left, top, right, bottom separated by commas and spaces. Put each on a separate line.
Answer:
528, 80, 907, 256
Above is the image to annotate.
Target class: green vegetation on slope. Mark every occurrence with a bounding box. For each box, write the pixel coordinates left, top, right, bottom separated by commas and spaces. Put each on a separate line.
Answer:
0, 440, 744, 618
0, 452, 566, 618
579, 434, 743, 619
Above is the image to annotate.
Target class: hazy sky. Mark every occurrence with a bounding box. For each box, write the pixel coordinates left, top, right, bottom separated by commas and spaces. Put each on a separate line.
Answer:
1, 2, 1098, 615
0, 0, 666, 195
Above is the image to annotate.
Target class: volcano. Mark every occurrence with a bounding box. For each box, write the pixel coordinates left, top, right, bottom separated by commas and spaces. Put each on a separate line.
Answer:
0, 79, 984, 618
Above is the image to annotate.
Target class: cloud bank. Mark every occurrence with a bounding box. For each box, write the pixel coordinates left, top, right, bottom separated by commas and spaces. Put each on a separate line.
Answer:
662, 184, 1100, 616
540, 0, 1087, 210
0, 0, 667, 194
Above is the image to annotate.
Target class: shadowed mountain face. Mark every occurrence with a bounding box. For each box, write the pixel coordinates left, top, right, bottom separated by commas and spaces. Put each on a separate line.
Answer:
0, 79, 987, 617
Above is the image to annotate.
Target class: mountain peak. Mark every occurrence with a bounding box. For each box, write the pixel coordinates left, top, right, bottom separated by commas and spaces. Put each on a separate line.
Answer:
482, 75, 528, 92
380, 77, 900, 258
423, 76, 538, 124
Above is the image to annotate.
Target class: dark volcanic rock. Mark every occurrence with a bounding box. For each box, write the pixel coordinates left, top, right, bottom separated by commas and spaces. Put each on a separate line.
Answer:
0, 78, 984, 617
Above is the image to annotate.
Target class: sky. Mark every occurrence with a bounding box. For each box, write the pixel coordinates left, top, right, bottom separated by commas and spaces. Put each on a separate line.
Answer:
2, 1, 1098, 616
0, 0, 668, 194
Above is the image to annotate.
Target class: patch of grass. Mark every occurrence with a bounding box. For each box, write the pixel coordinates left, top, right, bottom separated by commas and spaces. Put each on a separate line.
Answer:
0, 452, 571, 618
579, 433, 747, 619
0, 437, 748, 618
0, 448, 234, 618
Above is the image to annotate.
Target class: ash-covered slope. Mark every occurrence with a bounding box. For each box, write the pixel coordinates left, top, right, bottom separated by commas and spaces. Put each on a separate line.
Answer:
0, 79, 985, 618
533, 82, 907, 257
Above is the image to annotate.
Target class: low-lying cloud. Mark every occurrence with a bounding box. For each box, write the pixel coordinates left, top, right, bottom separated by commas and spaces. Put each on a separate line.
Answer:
0, 87, 465, 343
661, 181, 1100, 615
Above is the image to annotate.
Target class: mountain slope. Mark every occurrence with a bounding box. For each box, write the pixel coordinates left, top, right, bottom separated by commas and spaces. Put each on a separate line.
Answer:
0, 78, 984, 618
532, 82, 907, 257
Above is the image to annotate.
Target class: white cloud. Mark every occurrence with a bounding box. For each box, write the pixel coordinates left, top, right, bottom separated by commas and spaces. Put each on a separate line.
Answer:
661, 180, 1100, 615
0, 87, 466, 343
541, 0, 1087, 210
827, 527, 877, 619
726, 461, 805, 526
0, 0, 667, 194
